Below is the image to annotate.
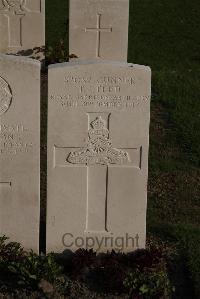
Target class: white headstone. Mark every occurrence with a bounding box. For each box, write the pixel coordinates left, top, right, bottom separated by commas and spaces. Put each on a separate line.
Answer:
47, 60, 151, 253
69, 0, 129, 61
0, 0, 45, 54
0, 55, 40, 252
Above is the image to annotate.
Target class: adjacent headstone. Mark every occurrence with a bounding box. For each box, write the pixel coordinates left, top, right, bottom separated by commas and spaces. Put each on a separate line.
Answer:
0, 55, 40, 252
69, 0, 129, 61
0, 0, 45, 55
47, 60, 151, 253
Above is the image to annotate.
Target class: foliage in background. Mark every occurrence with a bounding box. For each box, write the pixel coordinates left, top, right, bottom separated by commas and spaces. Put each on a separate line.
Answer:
0, 235, 175, 298
45, 39, 69, 65
123, 237, 175, 298
149, 223, 200, 299
0, 236, 62, 289
45, 39, 78, 65
124, 270, 172, 298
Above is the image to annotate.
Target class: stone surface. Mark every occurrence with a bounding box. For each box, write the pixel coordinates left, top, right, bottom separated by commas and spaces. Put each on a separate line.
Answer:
69, 0, 129, 61
0, 54, 40, 252
0, 0, 45, 55
47, 60, 151, 253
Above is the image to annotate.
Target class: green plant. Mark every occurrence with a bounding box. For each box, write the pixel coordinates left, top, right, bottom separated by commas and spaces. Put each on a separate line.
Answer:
9, 252, 62, 286
45, 39, 77, 65
149, 223, 200, 298
124, 268, 173, 298
123, 236, 175, 298
0, 236, 62, 288
0, 235, 24, 262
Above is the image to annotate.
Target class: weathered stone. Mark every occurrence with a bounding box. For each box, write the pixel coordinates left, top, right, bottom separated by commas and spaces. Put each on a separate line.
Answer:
47, 60, 151, 253
0, 0, 45, 55
0, 54, 40, 252
69, 0, 129, 61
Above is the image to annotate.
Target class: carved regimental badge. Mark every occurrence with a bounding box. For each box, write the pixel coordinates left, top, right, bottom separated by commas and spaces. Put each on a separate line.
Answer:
0, 76, 12, 116
67, 116, 130, 165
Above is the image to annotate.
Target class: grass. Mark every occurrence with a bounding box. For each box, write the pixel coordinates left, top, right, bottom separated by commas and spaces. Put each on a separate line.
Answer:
46, 0, 69, 49
43, 0, 200, 298
128, 0, 200, 71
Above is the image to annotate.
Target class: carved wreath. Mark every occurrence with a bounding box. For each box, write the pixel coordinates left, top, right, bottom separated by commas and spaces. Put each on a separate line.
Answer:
1, 0, 26, 12
0, 76, 12, 116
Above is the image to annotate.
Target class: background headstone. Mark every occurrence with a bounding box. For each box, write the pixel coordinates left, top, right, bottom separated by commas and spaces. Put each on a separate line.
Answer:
69, 0, 129, 61
0, 0, 45, 55
0, 55, 40, 252
47, 60, 151, 253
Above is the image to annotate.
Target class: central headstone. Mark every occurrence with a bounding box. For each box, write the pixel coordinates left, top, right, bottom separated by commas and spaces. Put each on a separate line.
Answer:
47, 0, 151, 253
47, 60, 151, 252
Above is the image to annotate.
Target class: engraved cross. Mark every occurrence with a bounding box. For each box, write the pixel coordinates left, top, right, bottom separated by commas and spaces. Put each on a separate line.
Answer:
0, 0, 27, 47
85, 14, 112, 58
0, 0, 41, 48
54, 113, 142, 234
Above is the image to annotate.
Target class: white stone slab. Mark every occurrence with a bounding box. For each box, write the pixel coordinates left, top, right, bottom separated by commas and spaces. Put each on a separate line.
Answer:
69, 0, 129, 61
47, 60, 151, 253
0, 55, 40, 252
0, 0, 45, 54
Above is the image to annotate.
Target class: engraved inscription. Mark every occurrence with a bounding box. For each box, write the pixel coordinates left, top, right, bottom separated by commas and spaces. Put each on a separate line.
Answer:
0, 124, 33, 155
50, 73, 150, 111
67, 116, 129, 165
85, 14, 112, 58
0, 76, 12, 116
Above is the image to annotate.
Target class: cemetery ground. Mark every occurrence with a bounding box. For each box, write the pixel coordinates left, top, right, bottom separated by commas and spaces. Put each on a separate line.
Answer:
0, 0, 200, 298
